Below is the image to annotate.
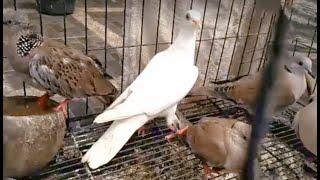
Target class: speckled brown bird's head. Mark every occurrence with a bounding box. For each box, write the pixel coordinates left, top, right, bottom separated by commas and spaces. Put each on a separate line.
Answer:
3, 8, 42, 58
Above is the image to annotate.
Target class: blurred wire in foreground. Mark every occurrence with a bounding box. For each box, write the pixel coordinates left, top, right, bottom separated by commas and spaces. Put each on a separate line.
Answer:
241, 7, 291, 180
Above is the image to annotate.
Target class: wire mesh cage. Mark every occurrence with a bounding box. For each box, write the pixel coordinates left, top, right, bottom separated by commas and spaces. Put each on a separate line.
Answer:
3, 0, 317, 179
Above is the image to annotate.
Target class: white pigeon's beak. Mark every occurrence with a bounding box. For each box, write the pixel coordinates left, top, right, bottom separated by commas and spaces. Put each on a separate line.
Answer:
192, 20, 201, 28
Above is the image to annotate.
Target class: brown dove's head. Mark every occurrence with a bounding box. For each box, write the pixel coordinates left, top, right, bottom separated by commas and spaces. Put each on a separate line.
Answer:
284, 54, 312, 75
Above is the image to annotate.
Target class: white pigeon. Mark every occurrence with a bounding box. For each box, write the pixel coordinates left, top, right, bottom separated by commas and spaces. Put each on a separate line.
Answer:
81, 10, 202, 169
292, 90, 317, 156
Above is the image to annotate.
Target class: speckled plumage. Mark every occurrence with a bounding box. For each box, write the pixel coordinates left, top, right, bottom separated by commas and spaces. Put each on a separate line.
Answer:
28, 39, 117, 100
4, 8, 118, 106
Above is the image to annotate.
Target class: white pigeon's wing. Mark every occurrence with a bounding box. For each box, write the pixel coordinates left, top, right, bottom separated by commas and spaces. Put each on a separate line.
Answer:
94, 50, 198, 123
124, 58, 199, 116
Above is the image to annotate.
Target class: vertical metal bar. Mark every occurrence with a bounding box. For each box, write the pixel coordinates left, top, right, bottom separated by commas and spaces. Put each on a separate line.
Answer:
261, 13, 278, 69
63, 0, 67, 45
190, 0, 194, 9
138, 0, 145, 74
22, 82, 26, 96
307, 27, 316, 57
312, 80, 317, 94
104, 0, 108, 69
63, 0, 69, 118
226, 0, 246, 80
154, 0, 162, 54
194, 0, 208, 65
38, 0, 43, 36
121, 0, 127, 92
289, 8, 294, 21
236, 0, 256, 77
84, 0, 88, 55
292, 38, 298, 56
84, 0, 89, 114
247, 12, 265, 75
13, 0, 17, 10
170, 0, 177, 44
214, 0, 236, 81
202, 0, 222, 86
257, 14, 274, 71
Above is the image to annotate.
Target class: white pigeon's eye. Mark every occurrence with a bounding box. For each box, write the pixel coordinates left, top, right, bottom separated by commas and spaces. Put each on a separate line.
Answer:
8, 20, 12, 24
298, 61, 303, 66
186, 13, 191, 20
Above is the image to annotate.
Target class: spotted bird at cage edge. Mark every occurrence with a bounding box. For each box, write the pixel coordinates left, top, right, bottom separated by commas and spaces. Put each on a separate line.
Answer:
81, 10, 202, 169
4, 8, 118, 117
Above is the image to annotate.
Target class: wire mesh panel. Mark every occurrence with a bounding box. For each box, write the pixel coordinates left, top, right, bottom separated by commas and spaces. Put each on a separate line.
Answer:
2, 0, 317, 179
22, 96, 316, 179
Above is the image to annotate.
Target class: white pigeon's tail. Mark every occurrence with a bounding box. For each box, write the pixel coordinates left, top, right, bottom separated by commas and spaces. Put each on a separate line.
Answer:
81, 114, 149, 169
94, 102, 142, 124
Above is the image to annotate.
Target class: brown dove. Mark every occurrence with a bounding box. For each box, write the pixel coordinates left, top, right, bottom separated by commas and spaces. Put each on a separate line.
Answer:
4, 9, 118, 116
166, 115, 261, 178
211, 54, 313, 115
292, 92, 317, 156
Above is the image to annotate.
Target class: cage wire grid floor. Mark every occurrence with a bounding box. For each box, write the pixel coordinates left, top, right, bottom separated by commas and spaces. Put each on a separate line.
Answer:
21, 95, 317, 180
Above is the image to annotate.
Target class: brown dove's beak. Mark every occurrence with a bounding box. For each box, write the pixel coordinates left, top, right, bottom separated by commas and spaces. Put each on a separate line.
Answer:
305, 70, 315, 96
192, 20, 201, 28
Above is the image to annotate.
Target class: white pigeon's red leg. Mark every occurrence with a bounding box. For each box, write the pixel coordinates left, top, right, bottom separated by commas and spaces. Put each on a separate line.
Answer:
137, 126, 146, 136
37, 92, 53, 110
176, 126, 188, 137
54, 99, 71, 118
165, 126, 189, 142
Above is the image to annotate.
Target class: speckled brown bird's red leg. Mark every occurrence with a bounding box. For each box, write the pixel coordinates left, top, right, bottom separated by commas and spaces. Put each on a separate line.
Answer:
37, 92, 52, 110
54, 99, 71, 118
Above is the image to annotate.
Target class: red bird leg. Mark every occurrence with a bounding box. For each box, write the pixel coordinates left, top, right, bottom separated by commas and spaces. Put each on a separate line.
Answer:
138, 126, 146, 136
176, 126, 189, 137
165, 133, 176, 142
37, 92, 52, 110
54, 99, 71, 118
165, 126, 189, 142
203, 162, 212, 177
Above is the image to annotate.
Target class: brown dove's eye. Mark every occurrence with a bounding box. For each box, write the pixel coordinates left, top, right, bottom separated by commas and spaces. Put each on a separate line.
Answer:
298, 61, 303, 66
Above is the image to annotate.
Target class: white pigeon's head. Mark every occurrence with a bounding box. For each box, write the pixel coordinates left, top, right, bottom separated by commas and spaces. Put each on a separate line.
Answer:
183, 10, 202, 29
284, 54, 312, 75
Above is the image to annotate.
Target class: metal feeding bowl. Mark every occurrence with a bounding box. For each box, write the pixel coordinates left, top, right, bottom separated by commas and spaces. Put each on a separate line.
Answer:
3, 96, 66, 178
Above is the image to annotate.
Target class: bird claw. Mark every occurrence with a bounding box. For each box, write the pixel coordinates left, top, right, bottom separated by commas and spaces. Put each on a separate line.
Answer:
165, 133, 176, 142
138, 126, 146, 137
203, 163, 212, 176
54, 99, 70, 118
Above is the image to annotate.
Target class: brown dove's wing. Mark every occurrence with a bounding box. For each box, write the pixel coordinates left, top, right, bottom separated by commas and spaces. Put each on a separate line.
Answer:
268, 72, 296, 113
29, 40, 117, 99
213, 72, 264, 109
223, 120, 251, 172
186, 119, 229, 168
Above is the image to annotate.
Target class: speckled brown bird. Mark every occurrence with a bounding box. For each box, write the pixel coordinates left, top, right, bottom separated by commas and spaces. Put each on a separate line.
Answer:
166, 116, 261, 179
4, 9, 118, 116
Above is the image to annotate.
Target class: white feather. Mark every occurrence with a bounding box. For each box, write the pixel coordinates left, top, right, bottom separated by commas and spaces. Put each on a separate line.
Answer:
82, 10, 201, 169
81, 114, 149, 169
